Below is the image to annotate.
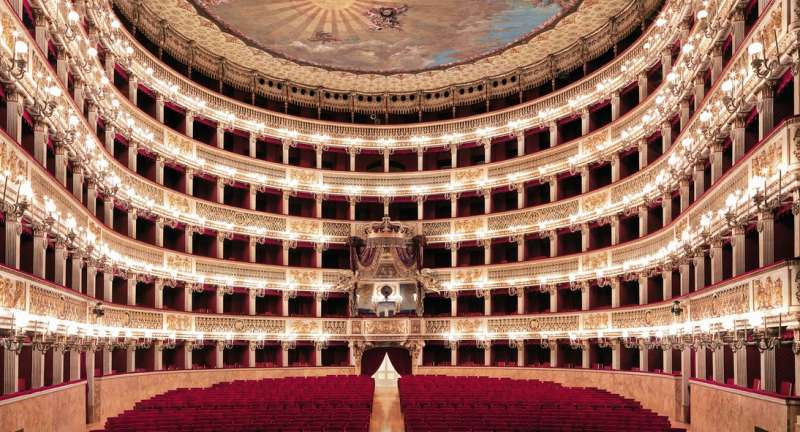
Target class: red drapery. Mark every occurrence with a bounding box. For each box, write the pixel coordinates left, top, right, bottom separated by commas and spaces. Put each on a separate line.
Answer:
360, 348, 412, 376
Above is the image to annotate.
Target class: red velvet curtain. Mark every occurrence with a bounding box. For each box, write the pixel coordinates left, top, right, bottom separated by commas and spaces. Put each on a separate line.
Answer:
360, 348, 411, 376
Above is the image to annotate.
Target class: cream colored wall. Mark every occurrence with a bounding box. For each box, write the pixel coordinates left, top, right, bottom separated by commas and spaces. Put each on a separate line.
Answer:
0, 382, 86, 432
415, 367, 682, 421
690, 380, 800, 432
92, 367, 356, 427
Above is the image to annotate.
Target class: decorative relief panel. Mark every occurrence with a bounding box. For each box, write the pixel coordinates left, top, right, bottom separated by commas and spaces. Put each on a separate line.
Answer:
425, 319, 450, 334
165, 253, 194, 274
754, 276, 783, 310
290, 320, 320, 335
452, 269, 484, 284
0, 276, 25, 309
322, 320, 347, 335
165, 192, 192, 214
364, 320, 408, 335
0, 140, 27, 181
28, 286, 86, 322
288, 270, 321, 286
102, 309, 162, 329
196, 316, 286, 334
611, 306, 673, 329
751, 141, 781, 177
454, 319, 483, 334
165, 314, 193, 332
581, 252, 609, 272
581, 313, 609, 330
689, 283, 749, 321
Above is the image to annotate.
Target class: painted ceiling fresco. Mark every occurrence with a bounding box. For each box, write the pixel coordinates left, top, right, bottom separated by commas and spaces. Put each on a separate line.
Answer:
191, 0, 580, 73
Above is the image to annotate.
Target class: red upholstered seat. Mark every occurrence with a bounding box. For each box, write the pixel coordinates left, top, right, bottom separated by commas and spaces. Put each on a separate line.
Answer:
98, 376, 373, 432
398, 376, 681, 432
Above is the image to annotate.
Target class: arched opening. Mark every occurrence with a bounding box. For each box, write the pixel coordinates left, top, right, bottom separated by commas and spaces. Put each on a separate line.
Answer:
361, 347, 412, 376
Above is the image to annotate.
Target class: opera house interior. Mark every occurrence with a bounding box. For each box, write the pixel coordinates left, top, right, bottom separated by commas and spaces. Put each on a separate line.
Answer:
1, 0, 800, 430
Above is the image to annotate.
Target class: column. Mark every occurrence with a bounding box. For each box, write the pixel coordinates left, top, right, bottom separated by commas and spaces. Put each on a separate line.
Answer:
580, 224, 589, 252
611, 279, 620, 308
548, 177, 557, 202
216, 178, 225, 204
72, 166, 84, 203
54, 241, 67, 286
731, 114, 746, 162
281, 192, 290, 215
694, 162, 705, 198
103, 272, 113, 302
2, 347, 18, 394
281, 342, 290, 367
759, 81, 775, 140
638, 275, 648, 305
85, 262, 96, 298
154, 279, 164, 309
184, 227, 194, 255
215, 342, 224, 369
639, 347, 649, 372
127, 276, 136, 305
450, 342, 458, 366
416, 148, 424, 171
127, 209, 137, 240
348, 148, 357, 172
611, 216, 620, 245
580, 109, 590, 135
87, 103, 98, 135
247, 290, 257, 316
610, 154, 620, 182
85, 351, 96, 422
249, 134, 257, 158
732, 225, 746, 276
128, 75, 139, 105
483, 342, 491, 366
580, 167, 589, 194
33, 117, 48, 167
679, 178, 690, 212
155, 218, 164, 248
758, 210, 775, 267
638, 206, 648, 237
679, 262, 690, 295
548, 122, 558, 148
761, 349, 776, 392
281, 292, 290, 317
733, 347, 748, 386
31, 347, 44, 389
216, 126, 225, 150
352, 197, 359, 221
71, 253, 83, 293
282, 140, 291, 164
611, 342, 621, 370
184, 285, 194, 312
710, 140, 723, 183
54, 143, 67, 186
610, 92, 620, 121
281, 241, 290, 268
710, 42, 724, 83
680, 348, 691, 421
32, 225, 47, 278
5, 87, 22, 143
128, 142, 138, 173
679, 99, 691, 131
694, 253, 705, 291
382, 149, 389, 172
694, 76, 706, 106
450, 193, 458, 218
73, 79, 85, 114
103, 197, 114, 228
581, 344, 590, 368
247, 342, 256, 368
712, 345, 724, 383
482, 291, 492, 316
153, 342, 163, 371
68, 349, 81, 381
87, 181, 97, 215
450, 295, 458, 317
710, 239, 723, 284
450, 144, 458, 168
55, 45, 69, 84
731, 6, 746, 53
661, 47, 672, 78
182, 344, 193, 371
549, 288, 558, 313
660, 121, 672, 152
515, 131, 525, 156
126, 347, 136, 373
248, 185, 258, 211
663, 348, 673, 374
581, 285, 591, 310
483, 138, 492, 164
517, 342, 526, 367
185, 111, 195, 139
662, 193, 673, 225
695, 347, 707, 379
215, 288, 225, 314
155, 94, 165, 124
516, 290, 525, 314
315, 292, 323, 318
662, 271, 673, 300
638, 73, 648, 101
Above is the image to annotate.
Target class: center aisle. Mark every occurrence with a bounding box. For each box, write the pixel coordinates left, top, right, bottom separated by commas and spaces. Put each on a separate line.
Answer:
369, 382, 405, 432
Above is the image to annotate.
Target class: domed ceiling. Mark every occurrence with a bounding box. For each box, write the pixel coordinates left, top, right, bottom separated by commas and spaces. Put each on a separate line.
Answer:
190, 0, 580, 73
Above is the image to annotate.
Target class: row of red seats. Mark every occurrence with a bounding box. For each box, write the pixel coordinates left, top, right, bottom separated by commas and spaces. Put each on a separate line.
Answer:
96, 376, 373, 432
399, 376, 683, 432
